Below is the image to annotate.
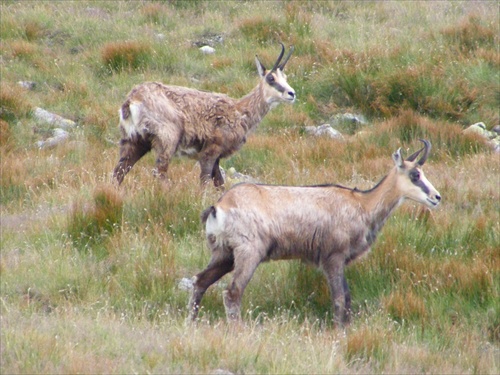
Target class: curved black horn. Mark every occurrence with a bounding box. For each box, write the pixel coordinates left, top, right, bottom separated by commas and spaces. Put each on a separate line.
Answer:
406, 146, 423, 163
271, 43, 285, 72
278, 45, 294, 70
405, 139, 431, 165
417, 139, 431, 166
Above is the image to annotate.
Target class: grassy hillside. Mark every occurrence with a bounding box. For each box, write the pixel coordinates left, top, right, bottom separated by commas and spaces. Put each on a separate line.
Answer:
1, 1, 499, 373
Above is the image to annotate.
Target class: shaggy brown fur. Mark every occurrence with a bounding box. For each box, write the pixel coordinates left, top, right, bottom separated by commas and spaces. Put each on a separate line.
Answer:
113, 44, 295, 187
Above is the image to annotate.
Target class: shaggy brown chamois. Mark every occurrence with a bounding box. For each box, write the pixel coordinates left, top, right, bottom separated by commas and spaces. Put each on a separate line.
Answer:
113, 44, 295, 187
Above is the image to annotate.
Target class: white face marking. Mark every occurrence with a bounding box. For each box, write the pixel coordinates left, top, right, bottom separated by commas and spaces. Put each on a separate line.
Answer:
264, 69, 296, 104
401, 164, 441, 208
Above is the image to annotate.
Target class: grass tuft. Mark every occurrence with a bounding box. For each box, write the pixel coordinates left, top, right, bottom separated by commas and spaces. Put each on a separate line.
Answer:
0, 119, 11, 147
0, 82, 32, 124
101, 41, 152, 73
383, 289, 427, 323
377, 109, 490, 157
345, 325, 389, 365
440, 14, 496, 55
141, 3, 169, 24
23, 20, 46, 41
238, 16, 283, 44
67, 184, 123, 255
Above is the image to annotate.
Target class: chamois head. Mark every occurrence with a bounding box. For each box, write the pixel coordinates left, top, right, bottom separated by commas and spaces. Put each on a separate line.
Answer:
255, 43, 296, 105
392, 139, 441, 208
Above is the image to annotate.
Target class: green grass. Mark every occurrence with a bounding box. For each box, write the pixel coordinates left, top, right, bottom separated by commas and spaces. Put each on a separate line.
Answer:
1, 1, 499, 373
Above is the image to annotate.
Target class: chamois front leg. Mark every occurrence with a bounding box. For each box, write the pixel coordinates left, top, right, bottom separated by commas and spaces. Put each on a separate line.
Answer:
113, 137, 152, 185
223, 247, 263, 321
153, 154, 171, 182
152, 138, 178, 183
323, 254, 349, 327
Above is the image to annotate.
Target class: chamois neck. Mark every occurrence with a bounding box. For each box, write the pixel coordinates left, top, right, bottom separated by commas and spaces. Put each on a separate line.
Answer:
359, 169, 404, 243
236, 83, 271, 132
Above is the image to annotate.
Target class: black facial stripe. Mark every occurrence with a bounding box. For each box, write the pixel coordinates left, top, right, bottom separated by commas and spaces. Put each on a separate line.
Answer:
413, 178, 430, 194
271, 81, 286, 93
266, 74, 286, 93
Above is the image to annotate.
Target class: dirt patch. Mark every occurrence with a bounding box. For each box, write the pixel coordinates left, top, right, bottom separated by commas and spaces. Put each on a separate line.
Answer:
0, 205, 69, 232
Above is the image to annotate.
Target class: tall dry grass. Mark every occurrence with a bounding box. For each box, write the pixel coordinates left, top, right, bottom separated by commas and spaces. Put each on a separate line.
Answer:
1, 1, 498, 373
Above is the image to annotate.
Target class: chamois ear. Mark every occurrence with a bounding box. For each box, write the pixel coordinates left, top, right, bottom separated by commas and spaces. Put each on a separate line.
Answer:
255, 55, 266, 77
392, 148, 405, 168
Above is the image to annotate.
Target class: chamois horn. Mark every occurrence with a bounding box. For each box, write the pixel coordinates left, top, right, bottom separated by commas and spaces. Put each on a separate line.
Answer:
406, 139, 431, 165
278, 45, 294, 70
271, 43, 285, 72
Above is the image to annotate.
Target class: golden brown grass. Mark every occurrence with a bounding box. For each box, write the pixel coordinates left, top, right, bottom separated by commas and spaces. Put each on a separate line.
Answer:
1, 1, 498, 373
101, 40, 152, 72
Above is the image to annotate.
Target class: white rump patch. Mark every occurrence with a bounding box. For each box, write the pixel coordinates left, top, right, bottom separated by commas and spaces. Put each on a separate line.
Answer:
120, 102, 143, 138
205, 207, 227, 239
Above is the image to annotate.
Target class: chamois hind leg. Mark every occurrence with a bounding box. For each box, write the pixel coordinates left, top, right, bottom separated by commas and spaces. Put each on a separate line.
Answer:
211, 158, 224, 188
343, 275, 352, 323
199, 147, 223, 187
223, 246, 263, 321
189, 254, 234, 320
113, 136, 151, 185
323, 254, 348, 327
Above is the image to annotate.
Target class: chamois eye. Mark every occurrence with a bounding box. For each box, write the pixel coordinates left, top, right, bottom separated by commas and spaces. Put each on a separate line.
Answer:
410, 170, 420, 182
266, 75, 275, 83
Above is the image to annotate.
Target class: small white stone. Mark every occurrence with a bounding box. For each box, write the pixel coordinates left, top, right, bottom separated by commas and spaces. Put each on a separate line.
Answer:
178, 277, 194, 291
199, 45, 215, 54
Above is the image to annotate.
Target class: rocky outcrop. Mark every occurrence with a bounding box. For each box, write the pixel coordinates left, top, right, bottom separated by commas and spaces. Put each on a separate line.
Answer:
463, 122, 500, 153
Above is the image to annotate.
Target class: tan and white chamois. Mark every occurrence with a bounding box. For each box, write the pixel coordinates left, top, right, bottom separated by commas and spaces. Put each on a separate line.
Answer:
188, 140, 441, 326
113, 44, 295, 187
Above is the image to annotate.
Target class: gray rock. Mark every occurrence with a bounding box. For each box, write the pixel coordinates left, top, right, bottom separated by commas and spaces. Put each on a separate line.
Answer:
226, 167, 257, 183
199, 45, 215, 55
33, 107, 76, 129
331, 112, 367, 126
155, 33, 166, 41
193, 33, 224, 48
463, 122, 497, 139
463, 122, 500, 153
18, 81, 36, 90
36, 128, 69, 149
490, 137, 500, 153
305, 124, 345, 140
212, 370, 234, 375
177, 277, 194, 291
